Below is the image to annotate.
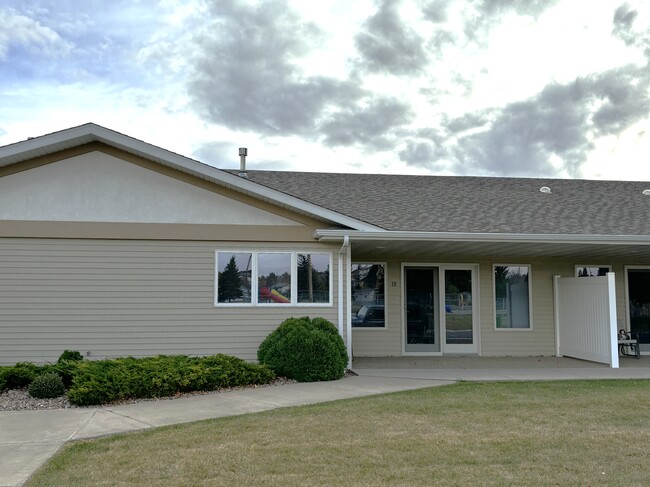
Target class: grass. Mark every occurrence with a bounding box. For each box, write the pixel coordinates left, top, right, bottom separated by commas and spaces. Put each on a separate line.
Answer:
445, 313, 472, 331
27, 380, 650, 486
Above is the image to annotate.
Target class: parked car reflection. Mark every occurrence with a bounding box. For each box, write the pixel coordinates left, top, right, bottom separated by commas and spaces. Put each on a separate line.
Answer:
352, 305, 385, 327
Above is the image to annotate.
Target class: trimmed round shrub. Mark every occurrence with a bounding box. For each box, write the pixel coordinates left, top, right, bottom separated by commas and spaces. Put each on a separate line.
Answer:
45, 350, 85, 388
257, 317, 348, 382
45, 361, 82, 389
28, 372, 65, 399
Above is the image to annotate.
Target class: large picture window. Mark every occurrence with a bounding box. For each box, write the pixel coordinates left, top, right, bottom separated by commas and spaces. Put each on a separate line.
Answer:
215, 251, 331, 306
351, 263, 386, 328
494, 265, 531, 329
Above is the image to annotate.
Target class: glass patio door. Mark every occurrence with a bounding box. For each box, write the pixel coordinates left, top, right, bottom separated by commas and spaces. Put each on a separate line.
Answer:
626, 268, 650, 352
404, 267, 440, 353
443, 267, 478, 354
404, 265, 478, 355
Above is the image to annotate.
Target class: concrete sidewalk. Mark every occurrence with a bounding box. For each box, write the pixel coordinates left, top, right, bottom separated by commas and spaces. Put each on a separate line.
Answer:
3, 363, 650, 487
0, 375, 450, 487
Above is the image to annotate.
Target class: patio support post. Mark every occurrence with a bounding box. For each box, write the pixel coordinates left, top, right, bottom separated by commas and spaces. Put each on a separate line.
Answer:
607, 272, 619, 369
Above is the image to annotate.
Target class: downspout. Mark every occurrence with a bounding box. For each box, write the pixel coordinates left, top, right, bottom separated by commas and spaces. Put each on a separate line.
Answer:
346, 239, 353, 366
338, 236, 350, 365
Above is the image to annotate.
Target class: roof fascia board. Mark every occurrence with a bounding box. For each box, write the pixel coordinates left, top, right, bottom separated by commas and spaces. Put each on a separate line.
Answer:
1, 124, 381, 232
314, 229, 650, 245
0, 124, 97, 161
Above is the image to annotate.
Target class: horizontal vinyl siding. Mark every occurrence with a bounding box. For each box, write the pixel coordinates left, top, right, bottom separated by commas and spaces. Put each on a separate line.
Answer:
352, 261, 402, 357
0, 238, 339, 365
479, 261, 570, 356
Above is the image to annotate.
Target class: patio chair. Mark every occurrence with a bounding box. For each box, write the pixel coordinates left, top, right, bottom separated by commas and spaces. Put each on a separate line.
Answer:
618, 329, 640, 359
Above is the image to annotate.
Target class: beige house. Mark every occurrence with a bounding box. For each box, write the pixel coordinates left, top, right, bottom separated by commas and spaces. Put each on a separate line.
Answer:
1, 123, 649, 366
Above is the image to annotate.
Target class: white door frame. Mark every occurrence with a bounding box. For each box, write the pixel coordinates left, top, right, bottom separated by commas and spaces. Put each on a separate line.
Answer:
401, 263, 480, 356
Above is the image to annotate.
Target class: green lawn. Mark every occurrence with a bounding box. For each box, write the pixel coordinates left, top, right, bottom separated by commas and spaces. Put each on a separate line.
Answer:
27, 380, 650, 486
445, 313, 472, 331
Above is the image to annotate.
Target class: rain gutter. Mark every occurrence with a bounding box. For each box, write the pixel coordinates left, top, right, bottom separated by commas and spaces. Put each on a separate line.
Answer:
315, 229, 650, 245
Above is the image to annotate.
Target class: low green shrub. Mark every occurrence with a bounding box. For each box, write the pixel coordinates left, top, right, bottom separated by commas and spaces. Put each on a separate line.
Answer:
43, 350, 85, 388
257, 317, 348, 382
44, 361, 82, 389
28, 372, 65, 399
58, 350, 84, 363
2, 362, 41, 389
0, 366, 11, 391
67, 354, 275, 406
0, 351, 85, 392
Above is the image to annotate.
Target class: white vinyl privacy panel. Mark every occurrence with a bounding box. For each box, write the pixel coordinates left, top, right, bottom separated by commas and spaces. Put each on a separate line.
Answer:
554, 274, 618, 368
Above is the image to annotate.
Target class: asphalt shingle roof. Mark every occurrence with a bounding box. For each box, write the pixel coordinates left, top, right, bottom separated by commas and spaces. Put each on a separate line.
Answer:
237, 170, 650, 236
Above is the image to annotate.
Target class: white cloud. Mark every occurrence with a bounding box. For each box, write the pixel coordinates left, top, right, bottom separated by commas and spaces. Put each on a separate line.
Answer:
2, 0, 650, 181
0, 7, 72, 60
582, 119, 650, 180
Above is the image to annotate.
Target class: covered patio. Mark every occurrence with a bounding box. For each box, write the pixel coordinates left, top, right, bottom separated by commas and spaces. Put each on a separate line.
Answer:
317, 230, 650, 364
352, 355, 650, 369
351, 355, 650, 382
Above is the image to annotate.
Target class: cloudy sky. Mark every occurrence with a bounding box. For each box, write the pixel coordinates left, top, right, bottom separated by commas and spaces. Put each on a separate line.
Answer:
1, 0, 650, 180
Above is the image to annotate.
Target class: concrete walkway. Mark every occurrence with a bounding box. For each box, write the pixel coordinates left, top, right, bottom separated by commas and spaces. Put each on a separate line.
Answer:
3, 358, 650, 487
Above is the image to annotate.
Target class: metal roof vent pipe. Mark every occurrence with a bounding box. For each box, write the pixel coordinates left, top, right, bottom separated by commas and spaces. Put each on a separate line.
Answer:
238, 147, 248, 178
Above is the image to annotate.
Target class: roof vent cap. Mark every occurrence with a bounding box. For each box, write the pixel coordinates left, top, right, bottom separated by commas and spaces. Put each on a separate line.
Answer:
540, 186, 551, 194
643, 189, 650, 196
238, 147, 248, 178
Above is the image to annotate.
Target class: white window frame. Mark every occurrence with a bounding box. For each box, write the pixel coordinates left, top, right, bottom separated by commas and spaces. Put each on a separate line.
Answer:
574, 265, 612, 277
351, 262, 387, 330
493, 263, 533, 331
214, 250, 333, 307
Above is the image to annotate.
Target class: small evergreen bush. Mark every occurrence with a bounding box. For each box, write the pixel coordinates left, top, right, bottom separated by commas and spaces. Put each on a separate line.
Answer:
0, 366, 11, 391
2, 362, 40, 389
46, 350, 85, 388
257, 317, 348, 382
58, 350, 84, 363
67, 354, 275, 406
28, 372, 65, 399
0, 351, 84, 392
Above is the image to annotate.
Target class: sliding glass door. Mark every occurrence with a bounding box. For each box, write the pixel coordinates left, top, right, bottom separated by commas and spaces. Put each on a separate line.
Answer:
404, 264, 478, 355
